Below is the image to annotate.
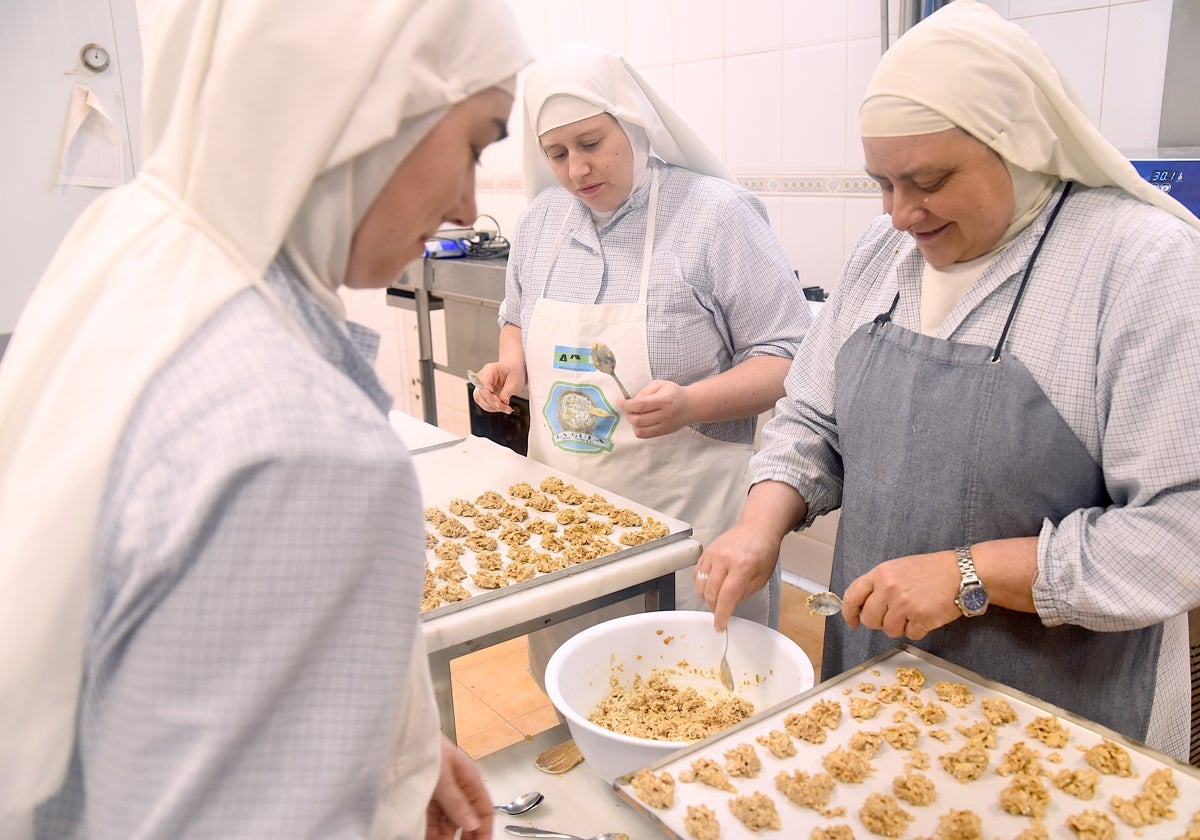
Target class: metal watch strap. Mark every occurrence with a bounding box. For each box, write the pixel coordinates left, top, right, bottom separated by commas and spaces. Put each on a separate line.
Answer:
954, 544, 989, 617
954, 544, 980, 585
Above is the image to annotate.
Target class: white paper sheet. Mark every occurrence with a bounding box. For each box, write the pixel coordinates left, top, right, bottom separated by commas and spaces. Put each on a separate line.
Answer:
57, 83, 126, 188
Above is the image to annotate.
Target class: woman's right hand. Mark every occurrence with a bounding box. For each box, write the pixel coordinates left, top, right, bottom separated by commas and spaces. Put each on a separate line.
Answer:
697, 523, 784, 631
696, 481, 807, 630
470, 361, 523, 414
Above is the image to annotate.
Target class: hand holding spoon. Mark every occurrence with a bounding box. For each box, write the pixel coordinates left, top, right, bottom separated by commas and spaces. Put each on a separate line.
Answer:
467, 369, 497, 397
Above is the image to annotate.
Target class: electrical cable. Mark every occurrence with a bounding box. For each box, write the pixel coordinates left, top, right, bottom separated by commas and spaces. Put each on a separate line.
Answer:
423, 215, 511, 259
461, 213, 510, 259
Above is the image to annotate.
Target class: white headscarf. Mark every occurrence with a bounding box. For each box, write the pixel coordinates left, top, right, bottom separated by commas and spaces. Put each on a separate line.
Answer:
521, 44, 732, 201
533, 93, 652, 226
860, 0, 1200, 233
0, 0, 530, 822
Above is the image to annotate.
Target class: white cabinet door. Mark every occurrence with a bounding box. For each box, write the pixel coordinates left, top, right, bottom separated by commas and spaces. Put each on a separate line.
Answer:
0, 0, 142, 333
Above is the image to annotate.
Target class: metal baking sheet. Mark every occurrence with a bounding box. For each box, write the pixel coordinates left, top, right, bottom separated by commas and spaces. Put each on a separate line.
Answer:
614, 645, 1200, 839
413, 435, 692, 621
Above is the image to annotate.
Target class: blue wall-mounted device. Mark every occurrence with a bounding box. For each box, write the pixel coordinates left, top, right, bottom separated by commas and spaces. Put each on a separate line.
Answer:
1127, 147, 1200, 219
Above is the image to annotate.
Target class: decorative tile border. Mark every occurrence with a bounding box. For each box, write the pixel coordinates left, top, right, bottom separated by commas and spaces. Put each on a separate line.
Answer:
746, 173, 882, 196
478, 171, 881, 197
478, 175, 525, 193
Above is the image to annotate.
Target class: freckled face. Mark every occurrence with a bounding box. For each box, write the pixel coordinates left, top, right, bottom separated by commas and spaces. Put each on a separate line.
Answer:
863, 128, 1014, 267
539, 113, 634, 213
343, 87, 513, 289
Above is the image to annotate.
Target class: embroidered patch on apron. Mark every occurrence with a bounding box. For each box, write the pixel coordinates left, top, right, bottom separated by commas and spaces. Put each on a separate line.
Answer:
541, 382, 619, 453
550, 344, 595, 372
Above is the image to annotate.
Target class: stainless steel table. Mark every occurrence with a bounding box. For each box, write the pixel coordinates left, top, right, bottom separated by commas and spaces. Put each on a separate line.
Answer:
386, 256, 508, 426
477, 724, 662, 839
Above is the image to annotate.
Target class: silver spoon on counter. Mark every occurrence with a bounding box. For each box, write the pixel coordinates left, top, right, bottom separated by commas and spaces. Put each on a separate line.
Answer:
495, 791, 545, 816
590, 342, 631, 399
806, 590, 843, 616
505, 827, 628, 840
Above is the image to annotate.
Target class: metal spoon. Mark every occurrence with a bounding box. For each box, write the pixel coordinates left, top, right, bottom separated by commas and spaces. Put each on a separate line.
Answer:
505, 827, 628, 840
590, 342, 631, 399
495, 791, 545, 816
467, 369, 497, 397
806, 590, 843, 616
718, 628, 734, 693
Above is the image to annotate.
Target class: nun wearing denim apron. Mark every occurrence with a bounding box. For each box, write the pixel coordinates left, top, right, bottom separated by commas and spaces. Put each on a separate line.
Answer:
699, 0, 1200, 761
827, 183, 1163, 741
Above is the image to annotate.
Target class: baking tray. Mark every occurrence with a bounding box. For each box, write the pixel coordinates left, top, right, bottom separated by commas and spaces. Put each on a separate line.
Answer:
412, 435, 692, 621
614, 645, 1200, 839
387, 409, 464, 454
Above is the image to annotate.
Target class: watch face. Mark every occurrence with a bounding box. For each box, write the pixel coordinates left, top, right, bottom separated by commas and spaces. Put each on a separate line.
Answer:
959, 585, 988, 614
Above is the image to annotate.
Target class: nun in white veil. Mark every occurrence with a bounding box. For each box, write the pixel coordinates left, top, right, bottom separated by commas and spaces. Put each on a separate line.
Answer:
700, 0, 1200, 763
473, 45, 810, 689
0, 1, 530, 837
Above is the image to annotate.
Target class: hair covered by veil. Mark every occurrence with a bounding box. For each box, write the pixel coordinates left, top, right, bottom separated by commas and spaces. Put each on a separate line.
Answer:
520, 44, 733, 201
860, 0, 1199, 232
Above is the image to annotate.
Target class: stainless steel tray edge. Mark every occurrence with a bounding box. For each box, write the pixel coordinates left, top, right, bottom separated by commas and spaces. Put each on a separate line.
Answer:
610, 644, 1200, 839
418, 527, 693, 623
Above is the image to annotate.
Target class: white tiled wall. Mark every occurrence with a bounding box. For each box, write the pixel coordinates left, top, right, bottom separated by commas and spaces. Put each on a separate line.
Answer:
355, 0, 1176, 578
469, 0, 1174, 291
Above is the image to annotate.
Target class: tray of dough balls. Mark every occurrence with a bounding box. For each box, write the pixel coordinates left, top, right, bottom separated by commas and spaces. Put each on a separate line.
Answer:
413, 435, 692, 620
613, 645, 1200, 840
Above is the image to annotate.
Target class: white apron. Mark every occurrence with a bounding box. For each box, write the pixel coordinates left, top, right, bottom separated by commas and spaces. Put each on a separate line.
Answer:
525, 171, 775, 686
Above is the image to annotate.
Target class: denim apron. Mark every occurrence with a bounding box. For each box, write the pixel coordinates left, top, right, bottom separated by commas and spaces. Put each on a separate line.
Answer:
824, 185, 1161, 741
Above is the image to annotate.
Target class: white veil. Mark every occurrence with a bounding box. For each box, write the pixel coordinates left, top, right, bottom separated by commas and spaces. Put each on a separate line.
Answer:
0, 0, 530, 823
861, 0, 1200, 232
521, 44, 733, 200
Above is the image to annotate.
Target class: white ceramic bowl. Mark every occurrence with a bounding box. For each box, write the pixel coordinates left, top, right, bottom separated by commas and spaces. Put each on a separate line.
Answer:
544, 610, 815, 783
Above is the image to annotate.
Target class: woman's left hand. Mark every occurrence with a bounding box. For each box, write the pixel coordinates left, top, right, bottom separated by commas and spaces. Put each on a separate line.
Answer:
618, 380, 690, 438
425, 735, 493, 840
841, 550, 963, 640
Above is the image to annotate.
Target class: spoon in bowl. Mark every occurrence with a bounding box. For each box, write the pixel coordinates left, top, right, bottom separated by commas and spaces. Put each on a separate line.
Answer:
718, 628, 734, 693
495, 791, 545, 816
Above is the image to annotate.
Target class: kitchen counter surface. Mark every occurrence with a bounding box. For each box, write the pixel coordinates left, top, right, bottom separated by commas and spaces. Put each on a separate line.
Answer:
479, 723, 661, 840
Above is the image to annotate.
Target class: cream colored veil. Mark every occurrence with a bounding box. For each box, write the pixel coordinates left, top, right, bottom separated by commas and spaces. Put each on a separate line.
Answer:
0, 0, 530, 825
521, 44, 733, 200
861, 0, 1200, 232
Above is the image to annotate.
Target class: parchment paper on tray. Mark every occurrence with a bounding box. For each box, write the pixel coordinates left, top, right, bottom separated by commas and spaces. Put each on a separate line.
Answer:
613, 645, 1200, 840
412, 435, 691, 620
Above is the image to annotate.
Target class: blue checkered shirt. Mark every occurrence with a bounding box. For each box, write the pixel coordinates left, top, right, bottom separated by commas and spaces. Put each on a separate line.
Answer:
35, 258, 426, 838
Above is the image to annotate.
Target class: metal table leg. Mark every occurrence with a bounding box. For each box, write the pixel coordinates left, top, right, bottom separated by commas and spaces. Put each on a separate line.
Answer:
414, 285, 438, 426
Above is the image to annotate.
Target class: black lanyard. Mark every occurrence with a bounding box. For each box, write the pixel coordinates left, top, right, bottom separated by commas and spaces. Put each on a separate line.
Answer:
869, 181, 1073, 363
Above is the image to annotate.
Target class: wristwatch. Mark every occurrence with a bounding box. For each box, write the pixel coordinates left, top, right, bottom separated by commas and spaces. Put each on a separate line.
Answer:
953, 544, 989, 617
